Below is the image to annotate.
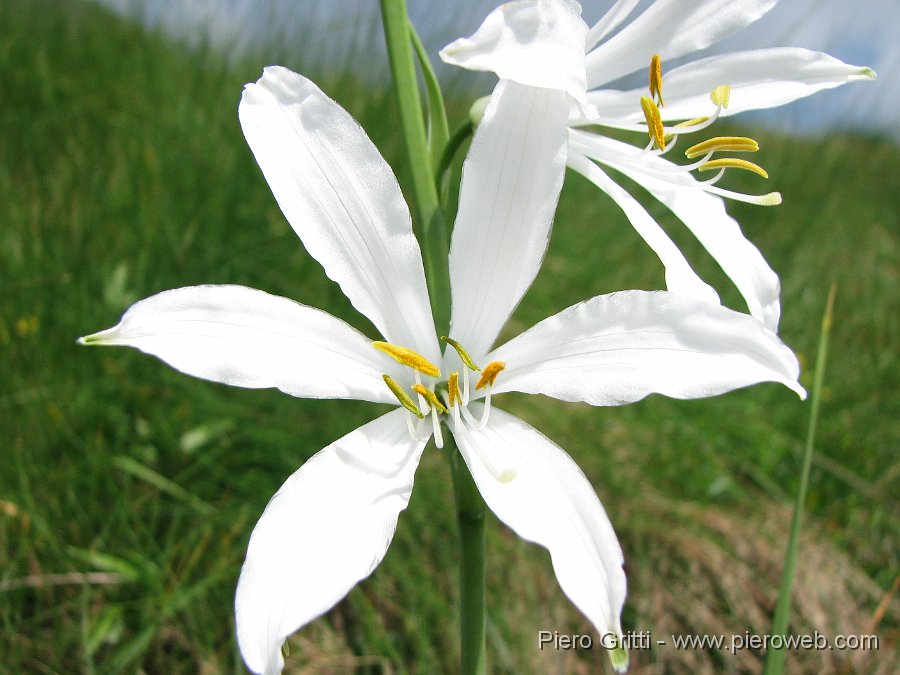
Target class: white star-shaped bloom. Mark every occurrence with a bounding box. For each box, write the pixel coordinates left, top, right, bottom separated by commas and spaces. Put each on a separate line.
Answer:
441, 0, 876, 332
81, 64, 804, 674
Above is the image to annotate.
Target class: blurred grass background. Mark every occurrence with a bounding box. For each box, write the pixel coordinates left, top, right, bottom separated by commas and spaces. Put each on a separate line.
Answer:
1, 0, 897, 673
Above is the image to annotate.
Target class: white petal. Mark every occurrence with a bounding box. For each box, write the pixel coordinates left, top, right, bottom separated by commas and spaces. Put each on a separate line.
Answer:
660, 47, 876, 119
448, 80, 570, 363
573, 133, 781, 330
454, 407, 626, 640
236, 409, 426, 675
586, 0, 643, 50
239, 66, 439, 362
439, 0, 593, 114
586, 48, 877, 123
488, 290, 806, 403
567, 149, 720, 306
586, 0, 778, 88
79, 285, 396, 404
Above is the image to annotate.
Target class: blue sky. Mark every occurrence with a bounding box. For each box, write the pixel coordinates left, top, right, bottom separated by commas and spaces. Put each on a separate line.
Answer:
95, 0, 897, 140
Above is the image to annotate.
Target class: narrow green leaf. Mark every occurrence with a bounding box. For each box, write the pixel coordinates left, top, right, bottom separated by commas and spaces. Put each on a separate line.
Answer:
113, 455, 214, 515
764, 284, 837, 675
84, 605, 124, 658
436, 118, 474, 198
409, 20, 449, 173
107, 625, 158, 675
66, 547, 143, 583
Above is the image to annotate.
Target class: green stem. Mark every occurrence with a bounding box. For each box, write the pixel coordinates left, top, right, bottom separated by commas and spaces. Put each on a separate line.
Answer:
449, 438, 487, 675
380, 2, 482, 668
379, 0, 450, 335
763, 284, 836, 675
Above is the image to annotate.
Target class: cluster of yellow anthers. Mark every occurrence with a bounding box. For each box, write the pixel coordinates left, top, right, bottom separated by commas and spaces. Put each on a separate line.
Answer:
639, 54, 781, 206
373, 338, 505, 449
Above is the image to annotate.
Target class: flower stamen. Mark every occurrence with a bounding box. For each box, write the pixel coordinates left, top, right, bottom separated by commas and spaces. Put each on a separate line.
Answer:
649, 54, 664, 107
444, 389, 463, 430
382, 374, 423, 418
685, 136, 759, 159
440, 336, 480, 371
679, 127, 777, 202
676, 116, 710, 129
372, 341, 441, 377
640, 96, 666, 151
412, 384, 449, 415
448, 371, 461, 408
698, 158, 769, 179
475, 361, 505, 390
710, 84, 731, 109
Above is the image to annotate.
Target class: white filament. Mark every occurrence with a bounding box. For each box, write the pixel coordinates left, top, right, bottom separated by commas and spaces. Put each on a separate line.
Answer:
431, 406, 443, 449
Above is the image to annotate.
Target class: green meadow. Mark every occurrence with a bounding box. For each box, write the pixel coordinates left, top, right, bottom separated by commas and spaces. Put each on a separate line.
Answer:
1, 1, 896, 672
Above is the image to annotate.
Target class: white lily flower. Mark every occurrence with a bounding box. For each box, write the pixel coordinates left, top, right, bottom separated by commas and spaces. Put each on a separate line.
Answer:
441, 0, 876, 332
81, 65, 804, 674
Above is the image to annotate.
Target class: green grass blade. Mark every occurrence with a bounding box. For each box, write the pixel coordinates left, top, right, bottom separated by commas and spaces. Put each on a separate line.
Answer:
764, 284, 837, 675
113, 455, 214, 516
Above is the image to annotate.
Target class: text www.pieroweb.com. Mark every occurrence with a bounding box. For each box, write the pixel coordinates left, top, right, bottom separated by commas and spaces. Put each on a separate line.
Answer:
537, 630, 880, 654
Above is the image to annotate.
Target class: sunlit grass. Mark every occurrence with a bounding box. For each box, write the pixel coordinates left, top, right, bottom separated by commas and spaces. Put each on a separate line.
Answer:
1, 1, 896, 673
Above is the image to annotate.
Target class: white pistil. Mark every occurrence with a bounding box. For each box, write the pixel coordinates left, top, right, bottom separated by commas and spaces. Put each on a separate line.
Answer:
459, 389, 492, 431
702, 185, 782, 206
462, 368, 470, 405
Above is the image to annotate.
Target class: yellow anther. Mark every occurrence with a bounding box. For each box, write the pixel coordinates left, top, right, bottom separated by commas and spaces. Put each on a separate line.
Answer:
685, 136, 759, 159
640, 96, 666, 151
383, 374, 423, 418
649, 54, 664, 106
698, 158, 769, 179
372, 341, 440, 377
675, 116, 709, 128
475, 361, 506, 390
448, 372, 461, 407
412, 384, 448, 415
710, 84, 731, 108
440, 336, 480, 371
